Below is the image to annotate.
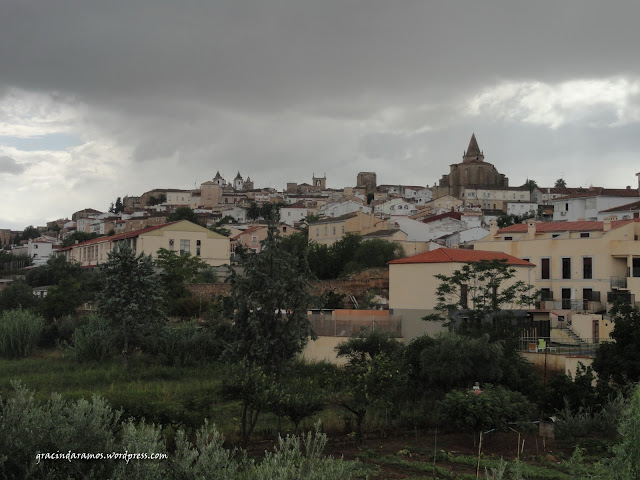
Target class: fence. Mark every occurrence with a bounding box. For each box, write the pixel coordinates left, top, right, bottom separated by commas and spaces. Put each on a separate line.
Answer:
308, 314, 402, 337
518, 337, 603, 356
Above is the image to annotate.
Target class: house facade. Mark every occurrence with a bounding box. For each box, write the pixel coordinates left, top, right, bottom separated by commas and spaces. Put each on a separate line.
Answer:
388, 248, 534, 341
57, 220, 230, 267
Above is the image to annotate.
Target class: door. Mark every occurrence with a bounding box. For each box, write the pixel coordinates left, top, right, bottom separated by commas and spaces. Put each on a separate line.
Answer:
592, 319, 600, 344
562, 288, 571, 309
583, 288, 592, 312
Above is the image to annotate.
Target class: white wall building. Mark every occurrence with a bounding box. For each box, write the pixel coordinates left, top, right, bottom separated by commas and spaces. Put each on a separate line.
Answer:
280, 206, 308, 226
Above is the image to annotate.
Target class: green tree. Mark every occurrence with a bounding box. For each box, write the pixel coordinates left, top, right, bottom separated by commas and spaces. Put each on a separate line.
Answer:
522, 178, 538, 193
247, 201, 261, 221
167, 206, 200, 225
224, 223, 314, 376
424, 259, 538, 338
333, 347, 402, 446
156, 248, 213, 317
593, 302, 640, 387
343, 239, 404, 275
21, 225, 40, 240
221, 360, 281, 447
438, 385, 537, 444
555, 178, 567, 188
611, 385, 640, 479
38, 277, 84, 321
108, 196, 124, 214
275, 378, 326, 433
60, 231, 100, 248
96, 243, 164, 367
0, 281, 37, 312
416, 333, 504, 393
366, 192, 374, 205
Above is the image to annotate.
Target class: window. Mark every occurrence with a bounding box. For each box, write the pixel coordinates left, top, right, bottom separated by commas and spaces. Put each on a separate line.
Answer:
460, 284, 468, 308
196, 239, 201, 257
580, 232, 590, 238
540, 288, 552, 300
504, 236, 513, 241
583, 257, 592, 279
552, 234, 561, 238
332, 227, 336, 235
179, 239, 190, 256
562, 257, 571, 279
282, 226, 287, 233
316, 228, 319, 237
541, 258, 550, 279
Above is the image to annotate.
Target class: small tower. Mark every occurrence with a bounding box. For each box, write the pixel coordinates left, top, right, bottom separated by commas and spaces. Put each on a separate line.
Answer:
312, 173, 326, 191
234, 171, 244, 191
244, 176, 254, 190
462, 133, 485, 163
213, 171, 225, 187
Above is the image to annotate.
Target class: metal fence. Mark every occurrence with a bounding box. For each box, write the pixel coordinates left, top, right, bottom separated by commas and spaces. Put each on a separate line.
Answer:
308, 314, 402, 337
518, 337, 603, 356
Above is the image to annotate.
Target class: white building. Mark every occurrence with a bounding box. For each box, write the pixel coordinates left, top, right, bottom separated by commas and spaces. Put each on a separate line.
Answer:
320, 200, 370, 218
280, 205, 308, 226
551, 188, 639, 222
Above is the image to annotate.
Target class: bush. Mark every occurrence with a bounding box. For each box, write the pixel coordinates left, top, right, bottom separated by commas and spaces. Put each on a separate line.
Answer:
68, 314, 117, 362
0, 309, 44, 359
144, 321, 224, 366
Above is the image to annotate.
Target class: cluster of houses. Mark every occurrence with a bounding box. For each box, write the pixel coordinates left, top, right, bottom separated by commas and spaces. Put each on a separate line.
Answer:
4, 134, 640, 368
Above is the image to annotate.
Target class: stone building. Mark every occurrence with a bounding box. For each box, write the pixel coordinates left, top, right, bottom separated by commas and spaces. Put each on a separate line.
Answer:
357, 172, 377, 194
433, 134, 509, 199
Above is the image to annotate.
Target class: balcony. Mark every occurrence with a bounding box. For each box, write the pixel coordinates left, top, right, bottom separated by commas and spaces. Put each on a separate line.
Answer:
611, 276, 628, 289
538, 299, 603, 313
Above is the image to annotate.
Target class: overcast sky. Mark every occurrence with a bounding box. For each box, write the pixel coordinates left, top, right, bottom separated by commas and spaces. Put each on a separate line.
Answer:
2, 1, 640, 230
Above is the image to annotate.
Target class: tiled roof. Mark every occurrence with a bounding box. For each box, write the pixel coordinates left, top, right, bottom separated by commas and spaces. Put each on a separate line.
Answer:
361, 229, 400, 238
389, 248, 534, 266
552, 187, 640, 200
422, 211, 462, 224
231, 225, 265, 240
308, 212, 359, 225
599, 200, 640, 213
57, 222, 179, 251
497, 219, 636, 234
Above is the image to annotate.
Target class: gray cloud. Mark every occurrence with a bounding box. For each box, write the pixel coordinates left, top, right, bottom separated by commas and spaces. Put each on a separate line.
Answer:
1, 1, 640, 227
0, 156, 26, 174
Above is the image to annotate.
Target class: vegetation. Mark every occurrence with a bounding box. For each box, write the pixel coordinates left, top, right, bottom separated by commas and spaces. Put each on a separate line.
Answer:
108, 196, 124, 214
555, 178, 567, 188
60, 231, 101, 248
593, 302, 640, 387
96, 243, 164, 366
224, 223, 313, 376
166, 206, 200, 224
0, 309, 44, 359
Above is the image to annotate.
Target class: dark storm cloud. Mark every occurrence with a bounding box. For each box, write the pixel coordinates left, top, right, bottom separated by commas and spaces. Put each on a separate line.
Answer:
2, 1, 640, 228
2, 1, 639, 110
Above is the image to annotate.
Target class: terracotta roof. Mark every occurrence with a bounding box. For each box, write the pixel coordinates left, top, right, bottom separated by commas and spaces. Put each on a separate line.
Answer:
57, 222, 180, 251
552, 187, 640, 200
599, 200, 640, 213
422, 211, 462, 224
231, 225, 265, 240
497, 219, 636, 234
309, 212, 359, 225
389, 248, 534, 266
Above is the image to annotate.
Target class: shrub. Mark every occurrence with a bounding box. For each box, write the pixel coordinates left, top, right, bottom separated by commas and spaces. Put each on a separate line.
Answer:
144, 321, 223, 366
0, 309, 44, 359
68, 314, 117, 362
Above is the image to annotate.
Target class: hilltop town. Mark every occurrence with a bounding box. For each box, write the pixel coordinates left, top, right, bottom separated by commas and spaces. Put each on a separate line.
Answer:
3, 133, 640, 477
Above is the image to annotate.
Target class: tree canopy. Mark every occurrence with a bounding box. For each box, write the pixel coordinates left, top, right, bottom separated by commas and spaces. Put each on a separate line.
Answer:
554, 178, 567, 188
96, 243, 165, 366
424, 259, 538, 340
224, 223, 314, 375
167, 207, 200, 225
593, 302, 640, 387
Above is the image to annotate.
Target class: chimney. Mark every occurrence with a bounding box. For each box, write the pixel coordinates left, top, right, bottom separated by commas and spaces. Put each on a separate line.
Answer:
489, 219, 498, 236
603, 218, 612, 232
527, 219, 537, 238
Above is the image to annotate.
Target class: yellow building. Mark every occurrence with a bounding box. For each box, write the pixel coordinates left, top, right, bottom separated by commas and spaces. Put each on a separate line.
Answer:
308, 210, 386, 246
57, 220, 230, 267
388, 248, 535, 341
473, 218, 640, 342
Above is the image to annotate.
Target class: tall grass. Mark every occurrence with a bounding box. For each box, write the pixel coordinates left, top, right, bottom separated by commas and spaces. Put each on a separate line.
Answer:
0, 309, 44, 359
